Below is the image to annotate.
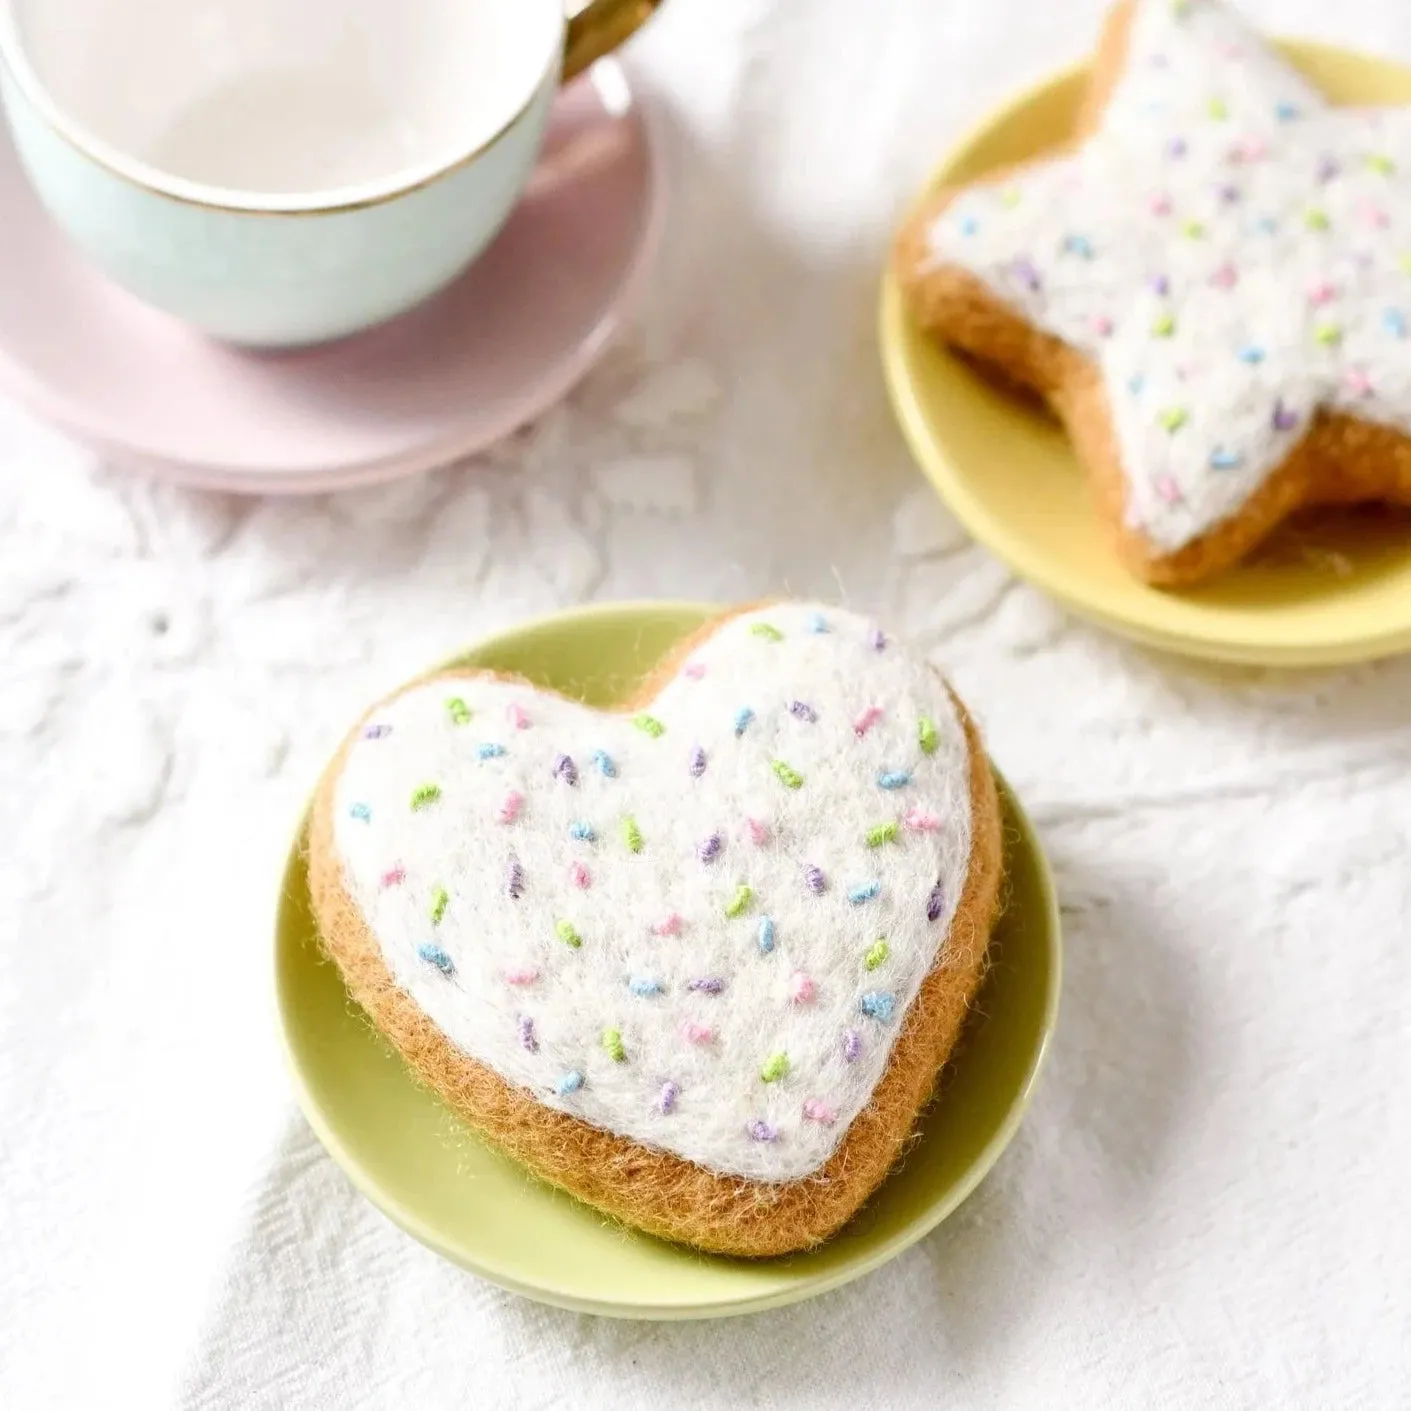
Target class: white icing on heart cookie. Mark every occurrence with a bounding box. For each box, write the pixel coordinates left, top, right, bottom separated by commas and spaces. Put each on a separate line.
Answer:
924, 0, 1411, 550
331, 604, 975, 1182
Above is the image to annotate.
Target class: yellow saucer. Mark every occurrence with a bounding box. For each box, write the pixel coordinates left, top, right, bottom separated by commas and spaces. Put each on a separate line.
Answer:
275, 602, 1061, 1319
880, 42, 1411, 667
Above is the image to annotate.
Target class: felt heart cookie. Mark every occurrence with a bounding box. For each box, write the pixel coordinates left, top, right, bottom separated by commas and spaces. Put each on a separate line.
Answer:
309, 603, 1002, 1255
894, 0, 1411, 586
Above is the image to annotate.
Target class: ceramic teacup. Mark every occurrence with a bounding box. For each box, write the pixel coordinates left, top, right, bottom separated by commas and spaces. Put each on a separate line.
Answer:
0, 0, 660, 347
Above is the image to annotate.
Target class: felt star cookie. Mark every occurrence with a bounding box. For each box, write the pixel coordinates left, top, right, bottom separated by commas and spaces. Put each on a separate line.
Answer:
895, 0, 1411, 585
308, 603, 1003, 1255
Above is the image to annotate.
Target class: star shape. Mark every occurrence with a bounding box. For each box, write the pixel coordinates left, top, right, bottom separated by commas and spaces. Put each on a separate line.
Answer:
895, 0, 1411, 585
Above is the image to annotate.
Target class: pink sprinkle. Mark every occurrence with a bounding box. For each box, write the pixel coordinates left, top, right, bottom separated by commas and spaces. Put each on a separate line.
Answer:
1220, 42, 1243, 59
505, 968, 539, 986
1308, 279, 1337, 306
789, 972, 817, 1005
853, 706, 884, 738
1091, 313, 1114, 337
1344, 367, 1374, 398
1232, 136, 1267, 162
652, 913, 683, 937
1157, 476, 1183, 505
683, 661, 706, 679
498, 791, 524, 824
570, 862, 591, 889
745, 817, 769, 846
803, 1099, 837, 1126
1209, 262, 1238, 289
1148, 193, 1172, 217
380, 866, 406, 888
1359, 199, 1390, 229
507, 703, 531, 730
684, 1022, 715, 1045
903, 809, 943, 832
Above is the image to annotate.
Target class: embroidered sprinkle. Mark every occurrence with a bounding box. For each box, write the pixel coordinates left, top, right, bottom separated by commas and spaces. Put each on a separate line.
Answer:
622, 816, 644, 853
553, 753, 578, 786
746, 817, 770, 845
689, 745, 708, 777
758, 917, 776, 953
788, 700, 818, 722
733, 707, 755, 736
689, 977, 726, 995
760, 1052, 790, 1083
805, 864, 827, 894
749, 622, 784, 642
518, 1016, 537, 1052
445, 697, 472, 726
557, 1071, 584, 1097
878, 770, 912, 790
803, 1100, 837, 1126
1384, 309, 1407, 338
864, 939, 890, 971
506, 857, 525, 899
1210, 449, 1243, 470
854, 705, 883, 737
508, 703, 531, 729
789, 972, 817, 1005
592, 749, 616, 777
659, 1081, 680, 1115
724, 884, 754, 918
848, 881, 881, 904
569, 821, 596, 841
869, 627, 887, 651
569, 862, 591, 889
843, 1030, 862, 1062
630, 976, 664, 997
602, 1027, 626, 1062
653, 913, 683, 936
634, 714, 665, 738
866, 821, 900, 848
380, 866, 406, 888
747, 1120, 778, 1142
1158, 407, 1188, 433
498, 791, 524, 824
363, 723, 392, 739
410, 784, 441, 810
684, 1022, 715, 1045
904, 809, 943, 832
349, 802, 371, 821
926, 884, 946, 922
417, 943, 454, 976
807, 612, 829, 633
772, 759, 804, 789
698, 833, 723, 864
555, 920, 582, 949
429, 887, 449, 924
918, 716, 939, 754
505, 968, 538, 986
477, 742, 506, 761
860, 991, 896, 1022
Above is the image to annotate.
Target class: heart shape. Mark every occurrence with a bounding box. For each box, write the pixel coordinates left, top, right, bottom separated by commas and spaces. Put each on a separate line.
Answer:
309, 603, 1002, 1253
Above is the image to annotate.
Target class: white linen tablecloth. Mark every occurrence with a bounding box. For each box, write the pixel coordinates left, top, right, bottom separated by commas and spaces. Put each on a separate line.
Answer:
3, 2, 1410, 1405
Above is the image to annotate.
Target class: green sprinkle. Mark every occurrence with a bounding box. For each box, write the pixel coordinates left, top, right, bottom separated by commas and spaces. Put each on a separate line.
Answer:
410, 783, 441, 811
772, 759, 804, 790
1159, 407, 1188, 433
1305, 208, 1330, 231
1206, 97, 1228, 120
1180, 219, 1204, 240
602, 1027, 626, 1062
429, 887, 449, 925
866, 821, 900, 848
1151, 311, 1176, 337
1000, 188, 1021, 209
634, 713, 665, 738
622, 816, 643, 853
1400, 253, 1411, 275
1366, 153, 1396, 176
918, 716, 939, 755
864, 939, 890, 972
556, 920, 582, 949
445, 697, 472, 726
1314, 321, 1342, 346
760, 1052, 790, 1083
724, 884, 754, 918
749, 622, 784, 642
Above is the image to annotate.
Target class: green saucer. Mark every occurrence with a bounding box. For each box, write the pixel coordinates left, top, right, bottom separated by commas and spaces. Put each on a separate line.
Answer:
275, 602, 1062, 1318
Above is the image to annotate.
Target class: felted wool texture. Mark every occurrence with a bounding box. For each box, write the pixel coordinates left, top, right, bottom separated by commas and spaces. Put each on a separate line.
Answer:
894, 0, 1411, 586
308, 603, 1004, 1255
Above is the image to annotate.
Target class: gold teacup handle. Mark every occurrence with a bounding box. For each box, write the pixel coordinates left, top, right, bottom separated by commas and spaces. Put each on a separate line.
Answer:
563, 0, 664, 83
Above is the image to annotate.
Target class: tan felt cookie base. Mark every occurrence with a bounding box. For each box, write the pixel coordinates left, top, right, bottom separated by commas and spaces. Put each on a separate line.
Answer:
893, 0, 1411, 587
307, 612, 1004, 1257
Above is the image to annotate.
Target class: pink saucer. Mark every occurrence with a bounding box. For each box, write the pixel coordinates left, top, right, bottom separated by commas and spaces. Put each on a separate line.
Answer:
0, 63, 662, 492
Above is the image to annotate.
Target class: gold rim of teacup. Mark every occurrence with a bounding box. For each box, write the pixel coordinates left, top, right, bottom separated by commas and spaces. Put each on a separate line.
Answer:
0, 0, 660, 218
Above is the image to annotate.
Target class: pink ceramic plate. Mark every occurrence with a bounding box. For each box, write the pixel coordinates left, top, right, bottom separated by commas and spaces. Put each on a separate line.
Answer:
0, 61, 662, 492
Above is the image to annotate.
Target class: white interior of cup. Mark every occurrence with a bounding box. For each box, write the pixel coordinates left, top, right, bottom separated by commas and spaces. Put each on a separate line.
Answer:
0, 0, 564, 208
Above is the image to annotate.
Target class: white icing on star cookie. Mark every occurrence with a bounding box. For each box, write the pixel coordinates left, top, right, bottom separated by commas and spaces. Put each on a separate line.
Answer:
925, 0, 1411, 551
330, 604, 976, 1182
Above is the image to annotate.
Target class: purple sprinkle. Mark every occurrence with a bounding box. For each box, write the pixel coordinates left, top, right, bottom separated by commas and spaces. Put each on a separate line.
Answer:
843, 1030, 862, 1063
689, 745, 707, 777
518, 1015, 537, 1052
1149, 52, 1168, 68
805, 864, 826, 895
553, 753, 578, 786
1272, 399, 1298, 432
1218, 183, 1240, 203
1010, 259, 1041, 292
697, 833, 723, 864
659, 1081, 680, 1115
1317, 154, 1340, 182
926, 883, 946, 922
506, 857, 525, 900
689, 977, 726, 995
789, 700, 818, 723
870, 626, 888, 650
747, 1120, 778, 1142
1167, 137, 1187, 159
1149, 273, 1170, 295
362, 723, 392, 739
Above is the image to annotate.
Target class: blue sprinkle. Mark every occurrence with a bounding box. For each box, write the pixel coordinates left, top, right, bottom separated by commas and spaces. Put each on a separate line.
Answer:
629, 976, 664, 997
848, 881, 881, 905
1128, 374, 1145, 396
348, 802, 371, 821
1384, 308, 1407, 339
417, 943, 455, 976
1237, 345, 1265, 364
592, 749, 616, 778
1275, 101, 1301, 122
806, 612, 829, 634
569, 821, 596, 842
860, 991, 896, 1022
758, 917, 775, 954
1063, 233, 1094, 259
477, 742, 506, 760
1256, 216, 1279, 235
877, 770, 912, 790
958, 215, 978, 236
733, 707, 754, 736
1210, 449, 1243, 470
557, 1071, 584, 1097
